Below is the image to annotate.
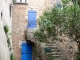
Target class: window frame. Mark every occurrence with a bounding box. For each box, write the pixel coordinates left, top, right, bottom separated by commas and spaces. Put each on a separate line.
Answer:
13, 0, 28, 4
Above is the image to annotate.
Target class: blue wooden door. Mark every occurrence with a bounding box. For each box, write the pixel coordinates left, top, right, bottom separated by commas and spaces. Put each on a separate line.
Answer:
28, 10, 37, 28
21, 42, 32, 60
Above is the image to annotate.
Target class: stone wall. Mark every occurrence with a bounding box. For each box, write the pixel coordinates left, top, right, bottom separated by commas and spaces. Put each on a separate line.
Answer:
12, 0, 62, 60
60, 36, 78, 60
12, 0, 51, 60
32, 40, 47, 60
12, 4, 28, 60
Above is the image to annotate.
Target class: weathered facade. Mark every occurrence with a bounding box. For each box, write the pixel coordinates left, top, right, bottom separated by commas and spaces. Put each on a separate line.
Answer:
12, 0, 78, 60
12, 0, 54, 60
0, 0, 12, 60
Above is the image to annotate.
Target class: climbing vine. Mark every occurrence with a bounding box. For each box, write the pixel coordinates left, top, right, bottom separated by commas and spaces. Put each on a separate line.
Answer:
4, 25, 9, 33
4, 25, 15, 60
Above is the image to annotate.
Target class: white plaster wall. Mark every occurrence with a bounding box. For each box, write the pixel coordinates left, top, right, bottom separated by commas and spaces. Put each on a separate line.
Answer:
0, 22, 10, 60
0, 0, 12, 60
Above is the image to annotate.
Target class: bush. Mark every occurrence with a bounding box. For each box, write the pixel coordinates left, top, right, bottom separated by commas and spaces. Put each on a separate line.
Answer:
7, 39, 10, 47
10, 54, 16, 60
76, 56, 80, 60
4, 25, 9, 33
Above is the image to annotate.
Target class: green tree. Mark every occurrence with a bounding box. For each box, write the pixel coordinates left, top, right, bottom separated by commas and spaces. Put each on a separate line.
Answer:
34, 0, 80, 53
61, 0, 80, 53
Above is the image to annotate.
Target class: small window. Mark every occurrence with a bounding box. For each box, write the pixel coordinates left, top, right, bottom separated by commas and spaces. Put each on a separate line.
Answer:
14, 0, 27, 3
22, 0, 26, 3
9, 5, 12, 18
1, 12, 2, 21
16, 0, 20, 2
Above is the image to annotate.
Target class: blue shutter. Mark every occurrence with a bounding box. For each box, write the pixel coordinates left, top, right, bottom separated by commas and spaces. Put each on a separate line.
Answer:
21, 42, 32, 60
28, 10, 37, 28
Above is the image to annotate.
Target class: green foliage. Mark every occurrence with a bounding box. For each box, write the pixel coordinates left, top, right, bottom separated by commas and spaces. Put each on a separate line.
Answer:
48, 55, 53, 60
77, 0, 80, 5
7, 38, 12, 50
34, 0, 80, 52
34, 8, 60, 42
62, 0, 69, 4
44, 47, 51, 53
13, 0, 16, 3
7, 39, 10, 47
4, 25, 9, 33
61, 4, 80, 44
34, 30, 47, 42
10, 54, 16, 60
72, 0, 80, 6
9, 32, 12, 36
76, 56, 80, 60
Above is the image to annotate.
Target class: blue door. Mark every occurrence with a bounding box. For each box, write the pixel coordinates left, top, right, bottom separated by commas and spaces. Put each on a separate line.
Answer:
21, 42, 32, 60
28, 10, 37, 28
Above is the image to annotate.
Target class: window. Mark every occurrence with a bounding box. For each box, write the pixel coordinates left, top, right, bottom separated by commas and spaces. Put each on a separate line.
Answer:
1, 12, 3, 21
16, 0, 20, 2
9, 5, 12, 18
15, 0, 27, 3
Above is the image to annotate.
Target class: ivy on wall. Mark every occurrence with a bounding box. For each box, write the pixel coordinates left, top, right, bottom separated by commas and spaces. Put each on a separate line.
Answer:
4, 25, 15, 60
4, 25, 9, 33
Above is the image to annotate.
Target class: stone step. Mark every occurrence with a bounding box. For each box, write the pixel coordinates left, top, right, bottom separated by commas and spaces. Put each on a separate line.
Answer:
46, 42, 56, 43
47, 41, 57, 43
46, 44, 52, 46
45, 47, 58, 49
52, 55, 62, 57
51, 52, 62, 54
46, 43, 56, 45
46, 46, 58, 48
54, 58, 62, 60
47, 53, 62, 56
48, 40, 57, 42
51, 49, 60, 51
46, 44, 57, 46
46, 42, 67, 60
52, 47, 59, 49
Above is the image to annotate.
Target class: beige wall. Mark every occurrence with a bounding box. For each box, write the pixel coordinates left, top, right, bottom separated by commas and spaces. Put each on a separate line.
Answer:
12, 0, 49, 60
12, 4, 28, 60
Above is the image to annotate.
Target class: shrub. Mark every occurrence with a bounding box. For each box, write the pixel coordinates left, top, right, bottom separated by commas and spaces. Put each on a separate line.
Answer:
10, 54, 16, 60
4, 25, 9, 33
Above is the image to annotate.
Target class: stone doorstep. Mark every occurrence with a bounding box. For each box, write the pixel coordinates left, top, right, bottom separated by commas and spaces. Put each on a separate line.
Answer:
47, 45, 57, 47
47, 52, 62, 55
52, 54, 62, 56
53, 59, 62, 60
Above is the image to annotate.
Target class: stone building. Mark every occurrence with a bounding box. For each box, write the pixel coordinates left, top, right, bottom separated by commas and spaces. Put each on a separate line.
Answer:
12, 0, 60, 60
0, 0, 12, 60
12, 0, 78, 60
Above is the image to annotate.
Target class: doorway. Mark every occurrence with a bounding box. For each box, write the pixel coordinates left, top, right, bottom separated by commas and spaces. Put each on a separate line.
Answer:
21, 42, 32, 60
